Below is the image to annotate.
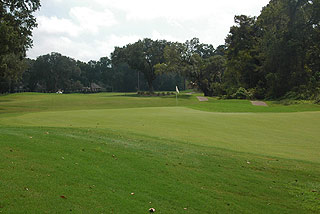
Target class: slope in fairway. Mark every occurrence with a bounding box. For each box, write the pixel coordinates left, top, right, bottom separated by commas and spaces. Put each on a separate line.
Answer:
0, 93, 320, 213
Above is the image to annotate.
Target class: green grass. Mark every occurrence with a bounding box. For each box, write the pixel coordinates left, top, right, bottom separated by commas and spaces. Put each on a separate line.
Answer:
0, 92, 320, 213
1, 92, 320, 114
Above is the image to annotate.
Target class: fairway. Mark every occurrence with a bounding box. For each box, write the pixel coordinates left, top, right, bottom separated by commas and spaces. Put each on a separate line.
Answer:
0, 93, 320, 213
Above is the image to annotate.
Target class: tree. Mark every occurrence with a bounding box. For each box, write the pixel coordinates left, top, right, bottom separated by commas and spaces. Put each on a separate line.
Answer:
31, 53, 81, 92
0, 0, 40, 93
111, 38, 168, 92
305, 0, 320, 97
224, 15, 263, 96
155, 38, 222, 96
257, 0, 315, 98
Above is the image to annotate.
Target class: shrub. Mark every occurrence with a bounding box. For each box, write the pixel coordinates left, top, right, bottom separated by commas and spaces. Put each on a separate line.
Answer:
232, 87, 252, 100
248, 87, 265, 100
315, 95, 320, 105
138, 91, 145, 96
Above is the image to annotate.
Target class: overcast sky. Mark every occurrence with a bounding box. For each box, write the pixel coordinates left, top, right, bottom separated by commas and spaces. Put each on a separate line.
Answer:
26, 0, 270, 62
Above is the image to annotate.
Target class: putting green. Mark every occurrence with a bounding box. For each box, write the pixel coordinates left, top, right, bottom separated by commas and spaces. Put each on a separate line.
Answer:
2, 106, 320, 163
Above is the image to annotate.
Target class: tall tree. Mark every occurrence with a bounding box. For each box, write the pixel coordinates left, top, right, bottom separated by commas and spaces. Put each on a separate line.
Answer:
155, 38, 223, 96
0, 0, 40, 93
305, 0, 320, 97
111, 38, 168, 92
32, 53, 81, 92
224, 15, 262, 96
257, 0, 314, 98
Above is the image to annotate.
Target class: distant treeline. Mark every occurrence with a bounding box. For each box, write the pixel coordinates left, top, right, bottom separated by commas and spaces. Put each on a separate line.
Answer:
1, 0, 320, 101
17, 53, 186, 93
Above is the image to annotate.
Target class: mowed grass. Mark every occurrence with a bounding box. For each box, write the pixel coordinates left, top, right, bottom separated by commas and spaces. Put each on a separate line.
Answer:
0, 92, 320, 213
1, 92, 320, 114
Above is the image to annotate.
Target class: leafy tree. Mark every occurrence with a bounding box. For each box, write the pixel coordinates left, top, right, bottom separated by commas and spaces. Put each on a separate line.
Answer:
257, 0, 315, 98
111, 38, 168, 92
224, 15, 263, 96
155, 38, 225, 96
0, 53, 26, 92
305, 0, 320, 97
0, 0, 40, 93
20, 57, 36, 91
32, 53, 81, 92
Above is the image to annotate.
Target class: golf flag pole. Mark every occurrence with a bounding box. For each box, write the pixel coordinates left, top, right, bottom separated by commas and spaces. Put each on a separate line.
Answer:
176, 86, 179, 105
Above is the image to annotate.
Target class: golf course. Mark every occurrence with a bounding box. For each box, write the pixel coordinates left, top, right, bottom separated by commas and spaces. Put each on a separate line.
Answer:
0, 92, 320, 213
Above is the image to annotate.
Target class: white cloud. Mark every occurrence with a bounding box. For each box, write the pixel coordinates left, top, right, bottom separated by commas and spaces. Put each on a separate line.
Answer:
93, 0, 269, 21
106, 34, 141, 47
28, 32, 142, 62
36, 6, 117, 38
151, 30, 181, 43
36, 16, 81, 37
69, 7, 117, 34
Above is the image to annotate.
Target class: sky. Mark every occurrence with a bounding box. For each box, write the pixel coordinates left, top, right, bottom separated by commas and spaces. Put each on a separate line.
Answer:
26, 0, 270, 62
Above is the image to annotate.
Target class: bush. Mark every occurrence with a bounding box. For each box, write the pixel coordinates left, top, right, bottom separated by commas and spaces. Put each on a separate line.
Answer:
138, 91, 145, 96
248, 87, 265, 100
210, 82, 225, 97
315, 95, 320, 104
232, 87, 252, 100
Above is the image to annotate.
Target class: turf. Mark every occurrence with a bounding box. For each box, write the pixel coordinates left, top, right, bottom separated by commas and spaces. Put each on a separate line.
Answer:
0, 92, 320, 213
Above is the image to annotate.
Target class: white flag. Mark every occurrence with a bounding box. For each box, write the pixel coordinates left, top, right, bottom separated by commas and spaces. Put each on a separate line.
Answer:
176, 86, 179, 94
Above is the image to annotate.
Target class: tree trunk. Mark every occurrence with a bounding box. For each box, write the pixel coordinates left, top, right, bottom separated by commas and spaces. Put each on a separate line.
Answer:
147, 80, 154, 93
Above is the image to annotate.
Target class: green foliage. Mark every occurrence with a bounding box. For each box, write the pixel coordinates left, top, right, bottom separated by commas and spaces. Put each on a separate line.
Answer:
225, 15, 262, 92
0, 53, 26, 92
30, 53, 81, 92
155, 38, 224, 97
111, 39, 169, 92
221, 1, 320, 100
0, 0, 40, 93
315, 96, 320, 104
231, 87, 253, 100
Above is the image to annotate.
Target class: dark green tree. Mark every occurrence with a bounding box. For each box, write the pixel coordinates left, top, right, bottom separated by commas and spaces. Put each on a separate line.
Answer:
224, 15, 263, 97
257, 0, 315, 98
32, 53, 81, 92
155, 38, 224, 96
0, 0, 40, 93
111, 38, 168, 92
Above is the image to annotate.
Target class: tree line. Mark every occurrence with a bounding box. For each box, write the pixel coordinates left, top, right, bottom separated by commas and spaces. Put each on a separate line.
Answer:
21, 52, 185, 93
1, 0, 320, 100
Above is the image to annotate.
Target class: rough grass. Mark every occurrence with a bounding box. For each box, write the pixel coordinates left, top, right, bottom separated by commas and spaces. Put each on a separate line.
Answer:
0, 92, 320, 213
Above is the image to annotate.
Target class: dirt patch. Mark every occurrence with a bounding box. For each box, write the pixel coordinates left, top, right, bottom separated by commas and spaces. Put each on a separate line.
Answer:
251, 101, 268, 106
197, 96, 208, 102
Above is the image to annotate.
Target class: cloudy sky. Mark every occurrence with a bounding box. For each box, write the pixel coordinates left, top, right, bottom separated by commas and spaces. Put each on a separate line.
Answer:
26, 0, 270, 62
